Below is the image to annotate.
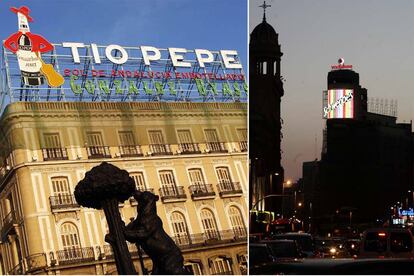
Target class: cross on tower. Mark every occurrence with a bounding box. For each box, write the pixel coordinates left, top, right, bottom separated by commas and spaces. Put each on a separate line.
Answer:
259, 1, 271, 22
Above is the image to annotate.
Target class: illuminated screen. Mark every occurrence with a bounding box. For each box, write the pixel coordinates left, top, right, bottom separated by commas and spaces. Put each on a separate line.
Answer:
323, 89, 354, 119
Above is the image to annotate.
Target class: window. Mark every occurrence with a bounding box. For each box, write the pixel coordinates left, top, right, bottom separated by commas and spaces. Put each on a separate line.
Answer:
118, 131, 135, 146
200, 208, 219, 240
210, 257, 232, 275
44, 133, 62, 148
61, 223, 80, 250
148, 130, 171, 155
177, 130, 193, 144
204, 129, 220, 143
216, 167, 235, 192
131, 172, 146, 191
205, 129, 226, 152
43, 133, 67, 160
159, 170, 177, 195
170, 211, 190, 245
188, 169, 205, 187
86, 132, 110, 158
237, 128, 247, 152
228, 206, 246, 237
149, 130, 165, 145
86, 132, 104, 146
184, 262, 202, 275
177, 130, 199, 153
51, 177, 73, 206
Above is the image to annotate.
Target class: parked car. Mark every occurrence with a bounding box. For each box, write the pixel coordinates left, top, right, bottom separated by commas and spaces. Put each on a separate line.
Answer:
359, 227, 414, 259
250, 243, 275, 269
260, 239, 305, 260
272, 233, 316, 257
314, 237, 351, 258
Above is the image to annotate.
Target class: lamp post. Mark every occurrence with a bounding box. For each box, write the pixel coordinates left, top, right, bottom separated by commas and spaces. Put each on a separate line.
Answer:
282, 180, 292, 218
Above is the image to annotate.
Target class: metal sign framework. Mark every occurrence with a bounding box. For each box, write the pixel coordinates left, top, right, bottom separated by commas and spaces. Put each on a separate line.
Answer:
1, 43, 247, 110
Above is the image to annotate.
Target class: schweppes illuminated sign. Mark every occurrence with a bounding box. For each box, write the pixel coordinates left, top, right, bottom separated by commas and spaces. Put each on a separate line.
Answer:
2, 6, 246, 103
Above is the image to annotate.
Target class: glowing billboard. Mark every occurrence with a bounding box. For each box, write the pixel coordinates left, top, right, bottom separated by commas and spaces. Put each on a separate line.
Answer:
323, 89, 354, 119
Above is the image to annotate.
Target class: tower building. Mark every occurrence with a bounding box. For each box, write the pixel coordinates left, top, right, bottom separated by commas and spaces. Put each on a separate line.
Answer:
249, 2, 285, 222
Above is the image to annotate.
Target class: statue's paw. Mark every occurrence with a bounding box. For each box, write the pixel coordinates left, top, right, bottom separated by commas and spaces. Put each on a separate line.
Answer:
105, 234, 115, 244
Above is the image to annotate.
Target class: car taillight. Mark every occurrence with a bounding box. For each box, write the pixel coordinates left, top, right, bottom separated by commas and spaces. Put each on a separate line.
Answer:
378, 232, 386, 237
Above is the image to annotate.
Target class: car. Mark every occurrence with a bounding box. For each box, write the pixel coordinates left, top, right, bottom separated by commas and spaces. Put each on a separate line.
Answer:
250, 243, 275, 269
249, 258, 414, 275
314, 237, 351, 258
259, 239, 305, 260
359, 227, 414, 259
271, 232, 316, 257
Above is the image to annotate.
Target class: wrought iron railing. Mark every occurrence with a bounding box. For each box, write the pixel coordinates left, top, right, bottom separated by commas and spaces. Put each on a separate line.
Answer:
189, 184, 215, 198
42, 148, 68, 161
9, 262, 23, 275
26, 253, 47, 273
206, 142, 227, 153
2, 210, 18, 236
159, 186, 187, 201
232, 227, 248, 240
239, 141, 248, 152
172, 228, 247, 249
149, 144, 173, 156
49, 195, 80, 210
119, 145, 143, 157
178, 143, 201, 154
86, 146, 111, 159
217, 182, 243, 196
55, 246, 95, 265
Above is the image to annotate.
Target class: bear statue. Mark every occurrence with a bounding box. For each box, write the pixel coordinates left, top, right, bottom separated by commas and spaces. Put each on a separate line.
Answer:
124, 190, 190, 275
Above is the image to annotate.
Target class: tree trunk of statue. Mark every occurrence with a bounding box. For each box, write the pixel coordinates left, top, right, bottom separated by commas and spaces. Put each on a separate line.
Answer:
102, 198, 136, 275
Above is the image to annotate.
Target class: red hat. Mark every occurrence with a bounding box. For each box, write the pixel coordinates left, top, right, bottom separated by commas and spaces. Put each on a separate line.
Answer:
10, 6, 33, 22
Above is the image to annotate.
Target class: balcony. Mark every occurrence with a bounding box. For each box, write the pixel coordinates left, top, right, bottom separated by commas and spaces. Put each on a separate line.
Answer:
49, 195, 80, 211
206, 142, 228, 153
217, 182, 243, 197
119, 145, 143, 157
239, 141, 247, 152
86, 146, 111, 159
232, 227, 248, 240
42, 148, 68, 161
159, 186, 187, 202
189, 184, 215, 200
55, 246, 95, 265
178, 143, 201, 154
1, 210, 18, 238
172, 228, 247, 250
26, 253, 47, 273
104, 243, 138, 259
149, 144, 173, 156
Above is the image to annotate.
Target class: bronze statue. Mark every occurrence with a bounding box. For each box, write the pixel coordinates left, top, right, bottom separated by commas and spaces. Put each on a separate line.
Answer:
125, 191, 189, 275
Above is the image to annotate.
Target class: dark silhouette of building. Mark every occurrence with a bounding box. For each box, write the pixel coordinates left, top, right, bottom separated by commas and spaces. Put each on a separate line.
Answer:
249, 5, 284, 219
303, 64, 414, 234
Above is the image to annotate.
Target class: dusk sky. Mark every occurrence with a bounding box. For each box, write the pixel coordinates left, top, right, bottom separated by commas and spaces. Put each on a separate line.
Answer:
250, 0, 414, 181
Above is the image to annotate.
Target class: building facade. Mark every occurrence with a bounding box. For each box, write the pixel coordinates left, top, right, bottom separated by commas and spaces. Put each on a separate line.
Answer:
0, 101, 248, 275
303, 65, 414, 234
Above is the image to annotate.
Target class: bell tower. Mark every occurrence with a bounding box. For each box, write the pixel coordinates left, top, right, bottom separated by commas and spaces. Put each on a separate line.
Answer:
249, 1, 285, 216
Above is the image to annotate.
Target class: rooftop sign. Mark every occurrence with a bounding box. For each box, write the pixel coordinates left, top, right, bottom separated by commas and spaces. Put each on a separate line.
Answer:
1, 6, 247, 107
331, 58, 353, 70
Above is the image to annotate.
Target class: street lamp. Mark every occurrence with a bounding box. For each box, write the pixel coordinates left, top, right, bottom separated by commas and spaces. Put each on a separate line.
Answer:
282, 180, 292, 218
